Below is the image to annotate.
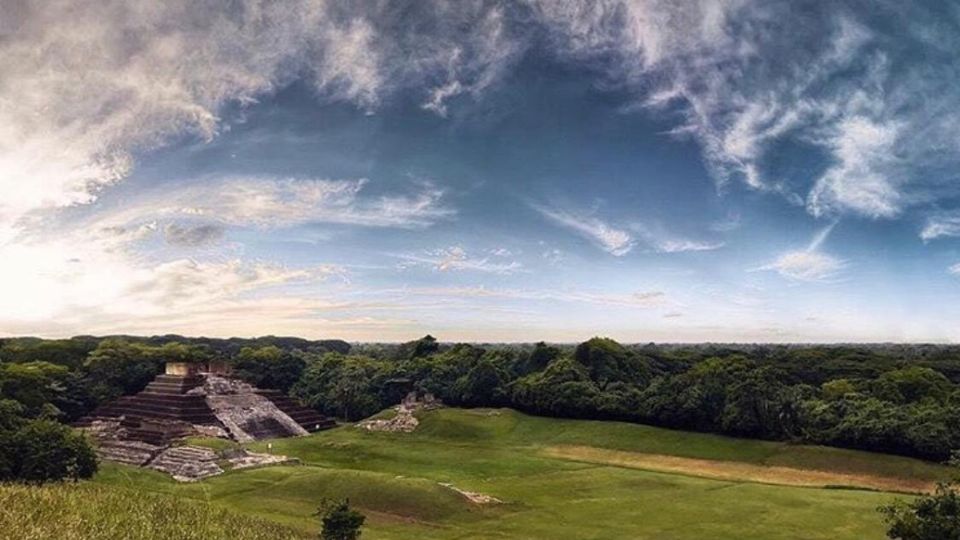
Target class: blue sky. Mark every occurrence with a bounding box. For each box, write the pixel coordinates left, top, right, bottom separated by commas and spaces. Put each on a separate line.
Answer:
2, 1, 960, 341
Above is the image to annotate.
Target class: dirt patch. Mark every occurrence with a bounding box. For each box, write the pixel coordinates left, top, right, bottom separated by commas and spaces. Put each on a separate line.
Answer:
542, 445, 936, 494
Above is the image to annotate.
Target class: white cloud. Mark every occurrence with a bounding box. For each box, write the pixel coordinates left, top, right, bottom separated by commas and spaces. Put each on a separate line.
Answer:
406, 286, 668, 308
631, 223, 725, 253
921, 214, 960, 242
536, 204, 724, 255
535, 206, 634, 256
89, 177, 453, 231
535, 2, 960, 220
0, 225, 338, 324
762, 251, 846, 282
758, 224, 846, 282
948, 263, 960, 276
398, 246, 523, 275
0, 1, 517, 234
6, 1, 958, 234
807, 117, 902, 218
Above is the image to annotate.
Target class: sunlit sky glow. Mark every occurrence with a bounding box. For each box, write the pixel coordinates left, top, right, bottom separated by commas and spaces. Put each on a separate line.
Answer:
3, 1, 960, 342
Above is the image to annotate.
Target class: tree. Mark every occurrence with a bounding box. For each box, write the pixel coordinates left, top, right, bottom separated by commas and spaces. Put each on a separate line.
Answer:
395, 335, 439, 361
876, 367, 953, 404
457, 359, 505, 406
0, 419, 98, 484
519, 342, 560, 376
574, 337, 650, 386
880, 453, 960, 539
317, 498, 365, 540
291, 353, 389, 421
231, 346, 305, 392
84, 339, 163, 401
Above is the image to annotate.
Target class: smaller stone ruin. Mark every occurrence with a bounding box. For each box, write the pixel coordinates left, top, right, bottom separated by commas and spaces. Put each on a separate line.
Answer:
76, 361, 332, 481
357, 391, 442, 433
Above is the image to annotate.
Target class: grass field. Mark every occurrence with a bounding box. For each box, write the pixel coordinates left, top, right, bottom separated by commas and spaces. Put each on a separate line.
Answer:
79, 407, 951, 539
0, 483, 309, 540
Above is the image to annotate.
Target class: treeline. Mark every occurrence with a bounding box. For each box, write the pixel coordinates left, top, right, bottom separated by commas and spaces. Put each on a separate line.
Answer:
291, 337, 960, 462
4, 335, 960, 463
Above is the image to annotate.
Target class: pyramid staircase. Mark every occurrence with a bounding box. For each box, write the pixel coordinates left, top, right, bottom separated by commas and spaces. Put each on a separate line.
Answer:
76, 374, 223, 448
256, 389, 337, 432
149, 445, 223, 481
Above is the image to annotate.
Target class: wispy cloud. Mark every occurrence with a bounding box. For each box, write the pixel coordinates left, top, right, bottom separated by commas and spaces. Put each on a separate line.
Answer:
536, 3, 960, 222
88, 177, 453, 232
534, 203, 722, 256
406, 286, 668, 308
630, 223, 724, 253
758, 223, 846, 282
921, 214, 960, 242
397, 246, 523, 275
534, 205, 635, 256
0, 1, 522, 234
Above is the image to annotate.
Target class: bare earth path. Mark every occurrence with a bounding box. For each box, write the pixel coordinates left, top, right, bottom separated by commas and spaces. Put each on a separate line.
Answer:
542, 445, 937, 494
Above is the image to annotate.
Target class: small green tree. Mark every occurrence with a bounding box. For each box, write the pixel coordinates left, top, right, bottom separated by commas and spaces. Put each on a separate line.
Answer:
880, 452, 960, 539
0, 419, 98, 484
317, 498, 365, 540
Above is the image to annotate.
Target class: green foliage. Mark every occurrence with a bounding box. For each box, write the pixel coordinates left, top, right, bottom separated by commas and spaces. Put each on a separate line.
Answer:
822, 379, 857, 401
574, 337, 650, 386
395, 335, 440, 361
292, 353, 389, 421
456, 358, 505, 406
876, 367, 953, 404
231, 346, 306, 392
880, 454, 960, 539
519, 342, 560, 376
512, 357, 600, 417
0, 337, 98, 370
317, 498, 365, 540
4, 334, 960, 464
84, 339, 164, 402
0, 417, 97, 484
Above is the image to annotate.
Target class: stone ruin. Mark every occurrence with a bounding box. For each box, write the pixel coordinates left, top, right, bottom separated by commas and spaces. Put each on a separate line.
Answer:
75, 361, 334, 481
356, 391, 442, 433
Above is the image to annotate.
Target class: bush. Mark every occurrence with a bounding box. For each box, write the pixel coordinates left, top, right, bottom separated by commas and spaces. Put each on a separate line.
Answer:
0, 419, 97, 484
317, 498, 365, 540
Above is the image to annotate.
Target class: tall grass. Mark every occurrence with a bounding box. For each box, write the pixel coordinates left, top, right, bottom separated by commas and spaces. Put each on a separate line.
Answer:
0, 483, 311, 540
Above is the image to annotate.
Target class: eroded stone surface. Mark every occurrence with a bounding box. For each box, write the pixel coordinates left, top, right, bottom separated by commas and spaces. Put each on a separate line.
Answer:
356, 392, 442, 433
149, 445, 223, 482
228, 450, 293, 470
95, 439, 164, 466
192, 375, 309, 442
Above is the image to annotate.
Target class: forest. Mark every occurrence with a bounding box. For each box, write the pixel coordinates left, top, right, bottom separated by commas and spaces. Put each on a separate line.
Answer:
3, 334, 960, 465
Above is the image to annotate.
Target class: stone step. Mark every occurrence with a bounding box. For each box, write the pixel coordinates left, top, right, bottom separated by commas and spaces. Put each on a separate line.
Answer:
96, 440, 164, 466
160, 446, 218, 459
148, 446, 224, 482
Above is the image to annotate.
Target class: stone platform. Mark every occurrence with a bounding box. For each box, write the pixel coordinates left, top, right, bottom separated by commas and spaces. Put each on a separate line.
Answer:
76, 364, 335, 480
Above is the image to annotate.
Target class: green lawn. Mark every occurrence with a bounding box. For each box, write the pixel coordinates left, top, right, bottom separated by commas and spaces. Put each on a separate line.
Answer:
90, 408, 949, 539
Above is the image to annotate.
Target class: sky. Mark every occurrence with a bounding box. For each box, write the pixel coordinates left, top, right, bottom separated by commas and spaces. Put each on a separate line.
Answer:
3, 0, 960, 342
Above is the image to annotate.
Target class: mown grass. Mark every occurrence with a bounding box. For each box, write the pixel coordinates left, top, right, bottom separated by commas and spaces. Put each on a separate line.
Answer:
0, 482, 310, 540
77, 408, 950, 538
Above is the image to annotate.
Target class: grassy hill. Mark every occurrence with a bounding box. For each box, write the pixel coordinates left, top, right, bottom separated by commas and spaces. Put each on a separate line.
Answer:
83, 408, 952, 539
